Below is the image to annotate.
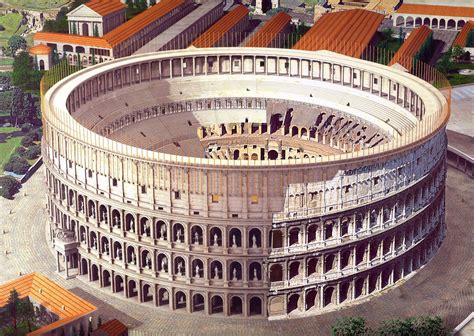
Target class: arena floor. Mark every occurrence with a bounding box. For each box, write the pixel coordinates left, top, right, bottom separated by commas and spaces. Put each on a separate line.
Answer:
0, 166, 472, 335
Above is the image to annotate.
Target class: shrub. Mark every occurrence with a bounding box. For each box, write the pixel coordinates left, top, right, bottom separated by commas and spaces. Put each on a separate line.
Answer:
0, 175, 21, 199
26, 129, 40, 141
23, 145, 41, 160
15, 146, 26, 155
4, 155, 30, 174
331, 317, 369, 336
0, 25, 5, 31
21, 123, 33, 133
21, 135, 34, 147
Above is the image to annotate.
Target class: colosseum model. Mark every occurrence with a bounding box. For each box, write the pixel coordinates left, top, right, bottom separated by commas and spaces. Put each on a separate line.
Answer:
43, 48, 449, 319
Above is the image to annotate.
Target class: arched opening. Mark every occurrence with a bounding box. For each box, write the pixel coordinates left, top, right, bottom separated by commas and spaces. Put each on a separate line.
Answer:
76, 46, 85, 53
382, 268, 391, 288
142, 284, 153, 302
289, 228, 300, 245
340, 282, 350, 303
192, 259, 204, 278
229, 228, 242, 248
270, 114, 283, 134
340, 249, 351, 269
173, 223, 185, 243
395, 16, 405, 27
355, 277, 365, 298
140, 217, 151, 237
230, 261, 242, 281
115, 275, 124, 293
307, 257, 318, 276
432, 18, 438, 29
192, 293, 205, 312
272, 230, 283, 248
289, 261, 300, 279
89, 231, 97, 249
91, 264, 99, 281
81, 259, 88, 275
439, 19, 446, 29
249, 297, 262, 316
63, 44, 73, 53
269, 264, 283, 282
112, 210, 121, 228
249, 262, 261, 281
291, 126, 299, 137
210, 260, 223, 280
287, 294, 300, 313
457, 20, 465, 29
233, 149, 240, 160
174, 256, 186, 276
175, 291, 187, 309
114, 242, 123, 260
99, 205, 108, 224
210, 227, 222, 247
156, 220, 167, 240
268, 149, 278, 160
248, 228, 261, 248
157, 253, 168, 272
323, 287, 335, 307
230, 296, 242, 315
102, 270, 111, 287
305, 290, 317, 311
447, 19, 456, 30
308, 225, 317, 243
300, 128, 307, 138
415, 17, 422, 27
39, 59, 45, 71
141, 250, 152, 269
127, 246, 137, 265
125, 213, 135, 233
368, 272, 379, 293
324, 254, 335, 273
325, 221, 334, 239
211, 295, 223, 314
158, 288, 169, 306
423, 18, 430, 26
191, 225, 203, 245
82, 23, 89, 36
251, 153, 259, 160
128, 280, 138, 298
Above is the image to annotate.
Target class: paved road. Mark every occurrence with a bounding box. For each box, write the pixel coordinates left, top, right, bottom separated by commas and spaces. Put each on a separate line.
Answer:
0, 167, 472, 335
448, 84, 474, 139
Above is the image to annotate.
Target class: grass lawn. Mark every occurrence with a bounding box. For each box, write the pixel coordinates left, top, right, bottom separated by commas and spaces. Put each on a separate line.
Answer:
0, 126, 23, 173
3, 0, 70, 9
0, 13, 25, 48
447, 63, 474, 86
0, 57, 14, 65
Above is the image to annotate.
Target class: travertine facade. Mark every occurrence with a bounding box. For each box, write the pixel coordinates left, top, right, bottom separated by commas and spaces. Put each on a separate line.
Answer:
43, 48, 449, 319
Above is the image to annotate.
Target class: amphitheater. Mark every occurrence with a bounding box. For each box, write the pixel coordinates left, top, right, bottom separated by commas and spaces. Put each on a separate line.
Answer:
43, 47, 450, 320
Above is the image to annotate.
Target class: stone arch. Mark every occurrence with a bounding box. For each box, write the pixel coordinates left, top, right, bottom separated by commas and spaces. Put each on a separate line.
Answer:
230, 261, 242, 281
307, 257, 318, 276
113, 241, 123, 260
406, 16, 414, 27
230, 296, 243, 315
323, 286, 335, 307
174, 256, 186, 276
447, 19, 456, 30
81, 258, 88, 276
175, 291, 187, 309
192, 293, 205, 312
307, 224, 317, 243
142, 283, 153, 302
140, 217, 151, 237
439, 18, 446, 29
287, 293, 300, 313
81, 23, 89, 36
79, 226, 87, 243
211, 295, 223, 314
414, 17, 422, 27
324, 254, 336, 273
268, 149, 278, 160
423, 17, 430, 26
39, 59, 45, 71
229, 228, 242, 247
272, 230, 283, 248
457, 20, 465, 29
249, 296, 262, 316
300, 127, 308, 138
102, 269, 111, 287
141, 249, 152, 269
340, 282, 350, 303
173, 222, 185, 243
289, 261, 301, 279
126, 245, 137, 265
432, 18, 438, 28
210, 227, 222, 247
396, 16, 405, 27
89, 231, 97, 249
157, 253, 168, 272
270, 263, 283, 282
340, 249, 351, 270
158, 288, 170, 306
156, 220, 167, 240
248, 228, 262, 248
125, 213, 135, 233
114, 275, 124, 292
99, 205, 108, 223
101, 236, 110, 255
210, 260, 223, 280
324, 221, 334, 239
111, 209, 121, 228
368, 272, 379, 293
249, 262, 262, 281
127, 279, 138, 298
291, 126, 299, 137
354, 277, 365, 298
63, 44, 73, 53
289, 227, 300, 245
305, 289, 317, 311
191, 225, 203, 245
192, 258, 204, 278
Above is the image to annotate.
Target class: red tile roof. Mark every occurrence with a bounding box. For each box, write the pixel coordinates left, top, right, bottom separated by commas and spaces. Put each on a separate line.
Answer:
29, 43, 52, 55
0, 273, 96, 336
103, 0, 185, 47
34, 31, 112, 49
93, 319, 128, 336
244, 12, 291, 48
192, 5, 249, 48
453, 21, 474, 48
396, 4, 474, 18
293, 9, 384, 58
86, 0, 126, 17
389, 25, 433, 71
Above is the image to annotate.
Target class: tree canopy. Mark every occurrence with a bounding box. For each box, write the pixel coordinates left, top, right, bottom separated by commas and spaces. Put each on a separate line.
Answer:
7, 35, 27, 56
11, 52, 42, 92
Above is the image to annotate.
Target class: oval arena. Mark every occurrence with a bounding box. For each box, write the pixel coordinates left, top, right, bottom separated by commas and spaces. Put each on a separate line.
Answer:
43, 48, 449, 319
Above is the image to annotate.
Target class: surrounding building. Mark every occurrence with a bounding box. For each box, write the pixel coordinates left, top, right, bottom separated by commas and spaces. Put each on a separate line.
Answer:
244, 12, 292, 48
91, 319, 128, 336
42, 47, 448, 318
392, 3, 474, 30
293, 9, 384, 58
0, 273, 97, 335
389, 25, 433, 72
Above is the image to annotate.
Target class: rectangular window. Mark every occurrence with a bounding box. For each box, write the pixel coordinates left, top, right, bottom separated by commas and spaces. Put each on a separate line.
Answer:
174, 191, 181, 199
141, 185, 146, 194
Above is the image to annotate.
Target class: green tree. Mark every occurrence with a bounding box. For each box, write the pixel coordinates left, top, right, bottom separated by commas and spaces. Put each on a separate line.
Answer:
7, 35, 27, 56
93, 24, 99, 37
451, 45, 464, 63
437, 48, 452, 74
0, 176, 21, 199
6, 289, 20, 330
331, 317, 369, 336
377, 318, 414, 336
18, 297, 35, 332
4, 155, 31, 175
11, 52, 42, 92
411, 316, 446, 336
